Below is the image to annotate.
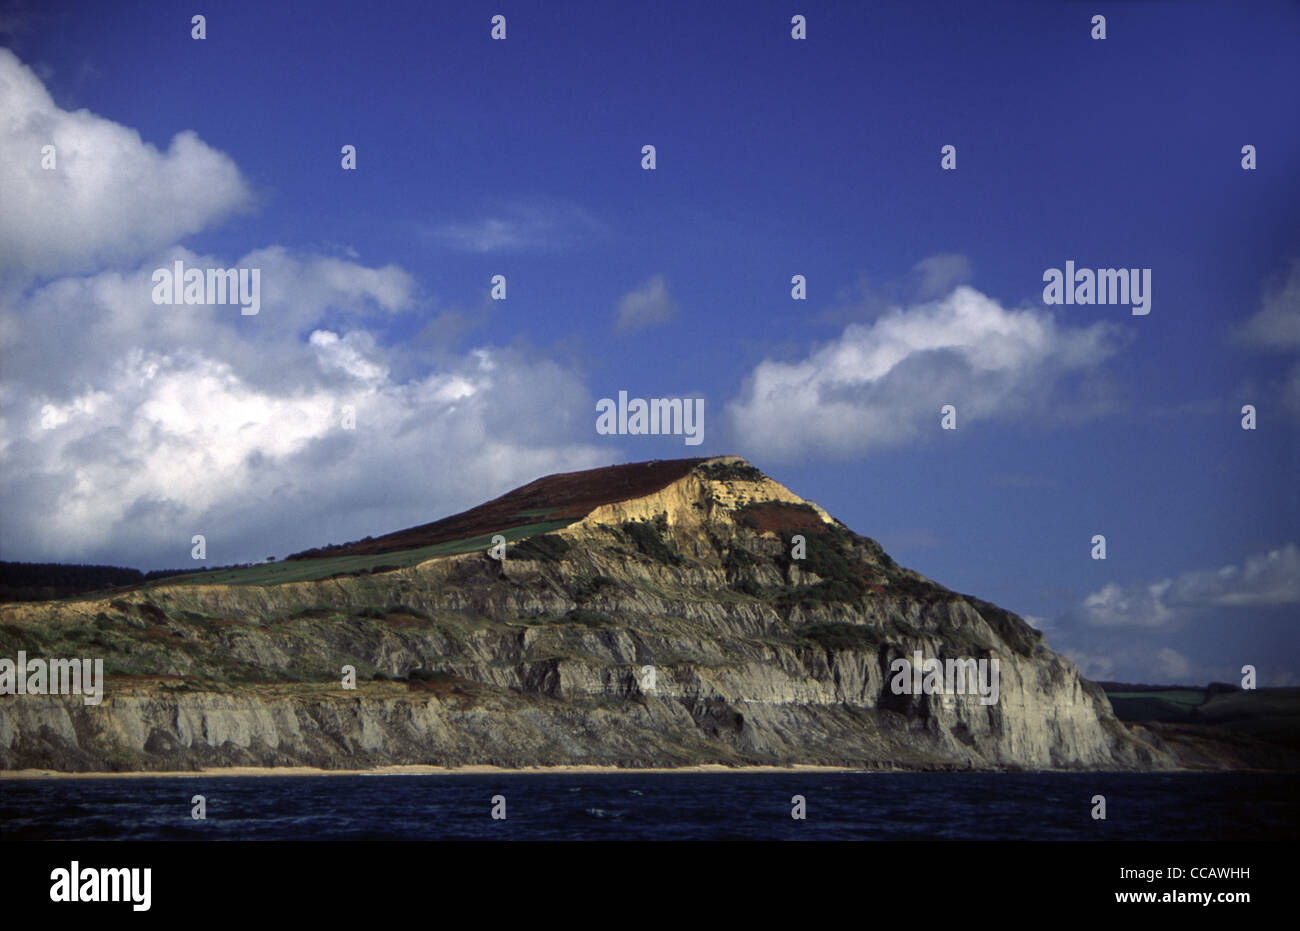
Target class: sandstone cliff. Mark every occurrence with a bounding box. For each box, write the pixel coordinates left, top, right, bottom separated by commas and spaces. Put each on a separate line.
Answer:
0, 457, 1186, 772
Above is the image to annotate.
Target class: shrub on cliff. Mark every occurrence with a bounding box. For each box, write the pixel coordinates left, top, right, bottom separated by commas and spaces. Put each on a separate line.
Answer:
621, 520, 680, 565
510, 534, 571, 562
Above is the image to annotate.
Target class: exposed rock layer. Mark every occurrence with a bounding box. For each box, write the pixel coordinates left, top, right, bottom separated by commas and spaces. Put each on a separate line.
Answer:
0, 457, 1189, 771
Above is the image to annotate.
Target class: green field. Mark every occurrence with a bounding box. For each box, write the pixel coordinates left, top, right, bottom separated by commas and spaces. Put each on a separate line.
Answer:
1106, 689, 1207, 705
141, 519, 576, 588
1104, 688, 1209, 723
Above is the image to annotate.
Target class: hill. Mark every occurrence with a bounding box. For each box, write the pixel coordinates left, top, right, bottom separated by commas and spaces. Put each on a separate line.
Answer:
0, 456, 1272, 773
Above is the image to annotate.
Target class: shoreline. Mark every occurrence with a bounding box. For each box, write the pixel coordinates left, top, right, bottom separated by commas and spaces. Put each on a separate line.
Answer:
0, 764, 1277, 779
0, 763, 868, 780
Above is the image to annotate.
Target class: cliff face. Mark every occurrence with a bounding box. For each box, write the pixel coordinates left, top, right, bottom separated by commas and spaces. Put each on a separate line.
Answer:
0, 457, 1178, 772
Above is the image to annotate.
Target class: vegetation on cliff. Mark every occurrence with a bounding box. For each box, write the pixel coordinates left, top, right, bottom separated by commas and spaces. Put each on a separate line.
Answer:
2, 456, 1255, 773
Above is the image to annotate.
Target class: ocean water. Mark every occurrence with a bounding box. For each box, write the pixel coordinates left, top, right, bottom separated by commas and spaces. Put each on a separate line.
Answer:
1, 772, 1294, 841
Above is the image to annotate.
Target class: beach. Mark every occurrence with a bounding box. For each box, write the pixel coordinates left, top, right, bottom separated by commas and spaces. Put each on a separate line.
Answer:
0, 763, 863, 779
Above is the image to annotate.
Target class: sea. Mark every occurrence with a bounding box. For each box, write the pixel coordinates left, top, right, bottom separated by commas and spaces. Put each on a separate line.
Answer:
2, 771, 1295, 841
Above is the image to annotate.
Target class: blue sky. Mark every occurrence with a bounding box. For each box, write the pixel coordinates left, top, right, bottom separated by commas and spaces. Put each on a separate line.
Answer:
1, 0, 1297, 685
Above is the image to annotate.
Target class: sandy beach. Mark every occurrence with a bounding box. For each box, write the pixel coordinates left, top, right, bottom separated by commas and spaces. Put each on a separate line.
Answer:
0, 763, 865, 779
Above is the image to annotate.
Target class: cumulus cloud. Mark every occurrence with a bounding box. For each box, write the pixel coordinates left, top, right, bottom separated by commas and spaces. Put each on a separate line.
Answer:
1069, 544, 1300, 628
0, 53, 610, 568
726, 285, 1123, 461
0, 251, 607, 566
0, 327, 607, 567
614, 274, 677, 331
0, 48, 252, 281
1029, 545, 1300, 686
0, 245, 418, 401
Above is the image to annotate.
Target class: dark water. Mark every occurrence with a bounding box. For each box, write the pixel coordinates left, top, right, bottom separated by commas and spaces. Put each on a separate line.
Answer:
1, 772, 1294, 841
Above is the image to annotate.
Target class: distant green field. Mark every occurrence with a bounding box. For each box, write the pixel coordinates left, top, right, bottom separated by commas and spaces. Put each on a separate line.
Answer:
1104, 688, 1212, 725
1106, 689, 1207, 706
144, 519, 575, 588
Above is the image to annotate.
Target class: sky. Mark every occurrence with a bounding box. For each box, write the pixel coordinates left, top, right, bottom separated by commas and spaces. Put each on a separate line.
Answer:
1, 0, 1297, 686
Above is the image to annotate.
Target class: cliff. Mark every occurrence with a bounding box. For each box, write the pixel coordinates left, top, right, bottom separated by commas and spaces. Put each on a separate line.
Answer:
0, 457, 1198, 771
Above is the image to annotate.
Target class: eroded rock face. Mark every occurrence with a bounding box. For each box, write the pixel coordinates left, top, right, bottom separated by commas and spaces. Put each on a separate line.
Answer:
0, 457, 1177, 772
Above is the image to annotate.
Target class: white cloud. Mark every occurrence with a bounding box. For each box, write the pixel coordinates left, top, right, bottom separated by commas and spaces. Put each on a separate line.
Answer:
1036, 546, 1299, 687
0, 242, 607, 565
309, 330, 390, 384
1075, 582, 1175, 629
1234, 259, 1300, 420
1152, 647, 1194, 682
437, 218, 531, 253
1058, 647, 1115, 681
1059, 643, 1207, 685
1022, 614, 1053, 632
1166, 544, 1300, 607
1057, 639, 1248, 687
0, 55, 611, 568
818, 254, 974, 326
1071, 544, 1300, 628
431, 199, 600, 254
726, 285, 1123, 461
0, 48, 252, 281
1237, 258, 1300, 350
0, 245, 419, 402
0, 284, 608, 565
614, 274, 677, 331
910, 253, 972, 300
